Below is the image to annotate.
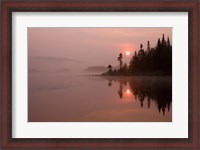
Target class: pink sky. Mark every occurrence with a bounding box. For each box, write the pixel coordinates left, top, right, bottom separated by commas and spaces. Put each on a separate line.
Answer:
28, 28, 172, 72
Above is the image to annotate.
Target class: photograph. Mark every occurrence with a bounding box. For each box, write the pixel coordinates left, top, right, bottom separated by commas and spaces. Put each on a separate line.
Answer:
28, 27, 172, 122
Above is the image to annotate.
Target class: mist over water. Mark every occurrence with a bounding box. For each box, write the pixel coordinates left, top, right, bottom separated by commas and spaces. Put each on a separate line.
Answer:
28, 71, 172, 122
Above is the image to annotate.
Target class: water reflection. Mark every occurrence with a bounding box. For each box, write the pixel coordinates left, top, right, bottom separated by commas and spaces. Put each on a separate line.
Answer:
103, 76, 172, 116
29, 74, 172, 122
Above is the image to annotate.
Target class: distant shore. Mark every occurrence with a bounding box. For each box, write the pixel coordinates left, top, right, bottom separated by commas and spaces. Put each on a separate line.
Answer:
83, 74, 172, 79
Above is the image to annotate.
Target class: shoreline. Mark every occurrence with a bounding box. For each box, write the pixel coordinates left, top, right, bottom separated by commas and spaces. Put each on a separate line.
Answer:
82, 74, 172, 79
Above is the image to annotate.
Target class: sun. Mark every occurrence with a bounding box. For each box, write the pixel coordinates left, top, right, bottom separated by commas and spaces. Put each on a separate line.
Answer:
125, 51, 130, 56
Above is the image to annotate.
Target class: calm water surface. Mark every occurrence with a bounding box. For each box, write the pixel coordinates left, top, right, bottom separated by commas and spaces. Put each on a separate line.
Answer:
28, 73, 172, 122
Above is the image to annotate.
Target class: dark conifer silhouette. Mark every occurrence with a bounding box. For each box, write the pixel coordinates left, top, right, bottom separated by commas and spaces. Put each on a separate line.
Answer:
147, 41, 150, 51
103, 34, 172, 76
107, 64, 113, 73
117, 53, 123, 70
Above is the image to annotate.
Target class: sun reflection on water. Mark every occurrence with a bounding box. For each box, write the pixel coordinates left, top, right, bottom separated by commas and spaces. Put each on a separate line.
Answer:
126, 89, 130, 94
119, 88, 135, 104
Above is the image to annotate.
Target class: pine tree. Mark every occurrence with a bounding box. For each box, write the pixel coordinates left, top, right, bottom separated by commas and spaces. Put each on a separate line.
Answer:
157, 38, 161, 49
162, 34, 166, 47
147, 41, 150, 51
107, 64, 112, 72
167, 37, 171, 47
117, 53, 123, 69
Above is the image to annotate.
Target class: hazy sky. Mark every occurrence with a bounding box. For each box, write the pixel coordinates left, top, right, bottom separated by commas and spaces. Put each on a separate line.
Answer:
28, 28, 172, 72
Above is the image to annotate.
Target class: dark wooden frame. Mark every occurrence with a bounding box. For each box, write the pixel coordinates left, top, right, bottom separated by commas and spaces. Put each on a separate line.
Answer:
1, 0, 199, 149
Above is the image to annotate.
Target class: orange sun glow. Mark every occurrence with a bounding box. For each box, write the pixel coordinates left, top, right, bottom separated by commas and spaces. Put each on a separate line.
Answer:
125, 51, 130, 56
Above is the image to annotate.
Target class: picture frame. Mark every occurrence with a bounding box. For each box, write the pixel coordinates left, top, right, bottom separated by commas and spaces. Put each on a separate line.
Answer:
1, 0, 199, 149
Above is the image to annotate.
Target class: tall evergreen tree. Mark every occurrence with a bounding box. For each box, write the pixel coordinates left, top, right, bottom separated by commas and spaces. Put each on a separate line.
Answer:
161, 34, 166, 47
107, 64, 112, 72
147, 41, 150, 51
117, 53, 123, 69
167, 37, 170, 47
157, 38, 161, 49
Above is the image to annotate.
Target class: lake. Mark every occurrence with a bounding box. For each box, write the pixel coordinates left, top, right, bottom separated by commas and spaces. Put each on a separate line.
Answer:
28, 73, 172, 122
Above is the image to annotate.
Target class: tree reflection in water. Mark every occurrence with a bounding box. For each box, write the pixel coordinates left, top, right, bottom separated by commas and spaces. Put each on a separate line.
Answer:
103, 76, 172, 116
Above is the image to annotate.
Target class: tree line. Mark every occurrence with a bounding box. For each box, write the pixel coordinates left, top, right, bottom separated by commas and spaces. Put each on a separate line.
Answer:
103, 34, 172, 76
